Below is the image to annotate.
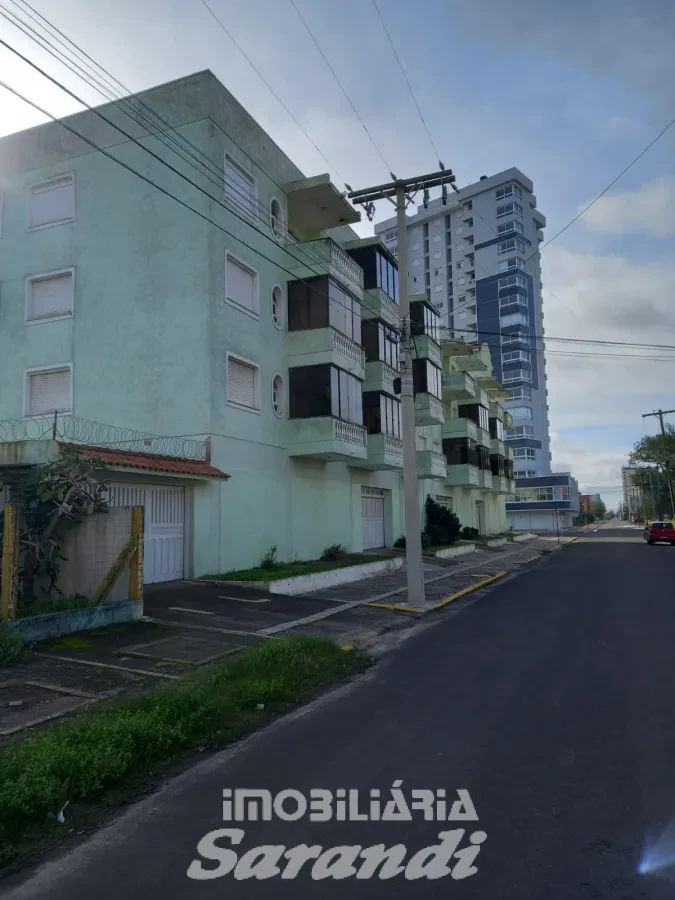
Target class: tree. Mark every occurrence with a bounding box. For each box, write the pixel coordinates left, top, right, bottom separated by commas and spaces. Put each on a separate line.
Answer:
630, 426, 675, 515
592, 499, 606, 519
424, 495, 461, 547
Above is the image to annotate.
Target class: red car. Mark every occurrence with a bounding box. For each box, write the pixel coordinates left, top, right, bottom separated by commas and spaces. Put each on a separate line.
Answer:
644, 521, 675, 545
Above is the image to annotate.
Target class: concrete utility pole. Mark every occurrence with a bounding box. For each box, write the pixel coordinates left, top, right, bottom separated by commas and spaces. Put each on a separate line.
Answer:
348, 168, 455, 607
642, 408, 675, 518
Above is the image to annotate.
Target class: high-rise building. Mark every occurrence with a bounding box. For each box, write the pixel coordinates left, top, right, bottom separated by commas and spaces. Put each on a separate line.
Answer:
376, 168, 579, 529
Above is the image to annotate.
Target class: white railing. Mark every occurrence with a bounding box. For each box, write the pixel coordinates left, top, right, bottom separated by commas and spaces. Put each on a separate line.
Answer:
468, 466, 479, 485
333, 418, 367, 448
429, 396, 443, 420
333, 329, 366, 369
377, 290, 399, 321
481, 471, 493, 488
380, 361, 398, 389
295, 239, 364, 289
384, 435, 403, 458
329, 241, 364, 288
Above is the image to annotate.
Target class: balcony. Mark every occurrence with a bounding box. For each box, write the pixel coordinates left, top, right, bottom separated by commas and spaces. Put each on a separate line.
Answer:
362, 433, 403, 471
284, 174, 360, 234
446, 464, 480, 488
363, 360, 398, 396
491, 438, 505, 457
442, 417, 477, 441
443, 371, 476, 400
290, 237, 364, 298
489, 400, 505, 420
490, 475, 511, 494
416, 449, 447, 480
505, 445, 514, 461
413, 334, 442, 368
504, 411, 513, 429
362, 287, 399, 328
414, 393, 444, 426
285, 327, 365, 379
287, 416, 367, 461
479, 470, 493, 490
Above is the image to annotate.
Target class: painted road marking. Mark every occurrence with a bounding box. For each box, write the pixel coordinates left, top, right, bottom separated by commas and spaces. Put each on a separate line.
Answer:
433, 571, 506, 609
169, 606, 214, 616
218, 595, 271, 604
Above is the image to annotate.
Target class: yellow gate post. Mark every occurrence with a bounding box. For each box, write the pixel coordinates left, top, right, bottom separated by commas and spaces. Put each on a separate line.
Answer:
129, 505, 144, 603
1, 503, 20, 619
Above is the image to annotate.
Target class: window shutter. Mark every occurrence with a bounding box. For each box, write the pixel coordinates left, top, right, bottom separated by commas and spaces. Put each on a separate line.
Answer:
227, 358, 257, 408
29, 272, 73, 320
225, 159, 255, 216
29, 176, 75, 228
28, 368, 71, 415
226, 257, 256, 313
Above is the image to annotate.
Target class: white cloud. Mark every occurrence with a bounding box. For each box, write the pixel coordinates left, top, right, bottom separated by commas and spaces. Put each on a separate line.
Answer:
550, 432, 627, 510
579, 175, 675, 237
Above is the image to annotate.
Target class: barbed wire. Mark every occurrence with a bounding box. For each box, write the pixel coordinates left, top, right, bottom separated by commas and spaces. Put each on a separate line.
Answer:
0, 415, 209, 461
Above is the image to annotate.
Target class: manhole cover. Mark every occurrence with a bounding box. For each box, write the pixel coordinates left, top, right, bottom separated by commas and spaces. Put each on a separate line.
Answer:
120, 634, 246, 665
0, 681, 97, 736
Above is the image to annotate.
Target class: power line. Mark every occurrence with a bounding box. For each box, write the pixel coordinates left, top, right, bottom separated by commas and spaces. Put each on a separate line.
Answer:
0, 34, 384, 325
441, 325, 675, 352
287, 0, 395, 177
196, 0, 346, 188
370, 0, 442, 168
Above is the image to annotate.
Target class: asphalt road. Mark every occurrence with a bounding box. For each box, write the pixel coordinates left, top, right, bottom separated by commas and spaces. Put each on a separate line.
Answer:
7, 526, 675, 899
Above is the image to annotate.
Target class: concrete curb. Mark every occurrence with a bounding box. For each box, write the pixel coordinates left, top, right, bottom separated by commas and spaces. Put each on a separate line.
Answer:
268, 557, 404, 596
8, 600, 143, 642
434, 543, 476, 560
485, 538, 508, 549
511, 533, 537, 542
432, 571, 507, 609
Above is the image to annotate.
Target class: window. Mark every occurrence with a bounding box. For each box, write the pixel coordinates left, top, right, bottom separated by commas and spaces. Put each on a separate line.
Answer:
496, 202, 524, 219
500, 312, 529, 327
384, 229, 397, 242
502, 331, 529, 346
497, 238, 526, 255
26, 269, 74, 322
329, 280, 362, 342
411, 258, 420, 267
226, 255, 258, 315
271, 374, 285, 418
457, 277, 466, 286
413, 359, 442, 399
495, 184, 522, 201
434, 285, 443, 293
362, 320, 399, 369
465, 218, 473, 228
376, 251, 399, 302
227, 355, 260, 411
289, 366, 363, 425
225, 156, 256, 217
270, 198, 284, 239
271, 285, 284, 329
456, 261, 463, 270
498, 274, 527, 292
515, 469, 537, 478
513, 447, 536, 460
433, 251, 441, 260
506, 387, 532, 401
498, 256, 525, 272
410, 300, 440, 343
416, 432, 428, 451
433, 234, 442, 243
465, 201, 473, 211
27, 175, 75, 230
509, 406, 533, 420
364, 391, 401, 438
288, 277, 361, 342
412, 242, 420, 251
499, 294, 528, 311
25, 364, 72, 417
502, 350, 530, 365
502, 368, 531, 384
455, 227, 464, 235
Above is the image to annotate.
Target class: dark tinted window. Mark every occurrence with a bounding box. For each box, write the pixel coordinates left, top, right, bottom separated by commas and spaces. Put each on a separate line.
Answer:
290, 365, 362, 425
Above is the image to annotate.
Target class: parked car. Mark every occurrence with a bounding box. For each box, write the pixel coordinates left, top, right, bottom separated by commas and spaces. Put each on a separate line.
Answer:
644, 521, 675, 545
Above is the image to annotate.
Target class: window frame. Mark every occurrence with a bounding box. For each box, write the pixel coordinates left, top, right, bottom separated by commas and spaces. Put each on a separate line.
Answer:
226, 352, 261, 414
26, 173, 76, 232
23, 362, 73, 419
224, 154, 257, 218
225, 252, 260, 318
271, 284, 285, 330
25, 266, 75, 325
271, 372, 286, 418
269, 196, 285, 240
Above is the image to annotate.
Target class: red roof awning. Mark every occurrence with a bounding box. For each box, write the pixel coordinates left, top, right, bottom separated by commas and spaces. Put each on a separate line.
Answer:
59, 444, 229, 479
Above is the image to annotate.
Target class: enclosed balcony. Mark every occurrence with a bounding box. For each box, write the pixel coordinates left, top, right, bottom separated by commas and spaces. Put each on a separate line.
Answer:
363, 361, 397, 395
413, 334, 442, 369
416, 449, 447, 480
289, 237, 364, 299
446, 464, 480, 488
413, 358, 444, 426
491, 438, 505, 457
443, 371, 476, 400
363, 433, 403, 471
415, 394, 444, 426
442, 417, 478, 442
344, 238, 399, 328
479, 470, 493, 490
362, 319, 399, 393
287, 417, 367, 461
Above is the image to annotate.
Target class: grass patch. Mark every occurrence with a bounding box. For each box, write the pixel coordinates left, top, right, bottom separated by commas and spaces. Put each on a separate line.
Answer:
201, 554, 385, 582
19, 594, 89, 619
0, 636, 367, 863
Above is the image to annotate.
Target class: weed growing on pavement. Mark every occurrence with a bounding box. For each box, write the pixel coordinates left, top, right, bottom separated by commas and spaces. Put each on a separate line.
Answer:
0, 636, 367, 862
0, 622, 24, 666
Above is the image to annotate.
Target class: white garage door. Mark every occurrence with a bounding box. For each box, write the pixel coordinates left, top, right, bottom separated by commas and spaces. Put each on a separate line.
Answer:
362, 487, 386, 550
108, 483, 185, 584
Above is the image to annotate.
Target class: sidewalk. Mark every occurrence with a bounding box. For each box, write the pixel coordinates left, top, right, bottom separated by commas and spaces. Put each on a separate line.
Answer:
0, 537, 574, 738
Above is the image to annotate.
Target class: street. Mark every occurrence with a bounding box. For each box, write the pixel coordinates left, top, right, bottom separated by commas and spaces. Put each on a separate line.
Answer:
6, 524, 675, 899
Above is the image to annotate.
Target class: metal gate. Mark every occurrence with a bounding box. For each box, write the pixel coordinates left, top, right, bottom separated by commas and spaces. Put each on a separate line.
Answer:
362, 487, 386, 550
108, 483, 185, 584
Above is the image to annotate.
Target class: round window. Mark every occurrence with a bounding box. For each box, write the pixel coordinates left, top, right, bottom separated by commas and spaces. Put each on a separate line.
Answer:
272, 374, 285, 418
271, 285, 284, 329
270, 198, 284, 239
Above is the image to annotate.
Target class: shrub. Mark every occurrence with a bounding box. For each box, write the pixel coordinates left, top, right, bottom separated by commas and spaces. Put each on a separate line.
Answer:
320, 544, 345, 561
0, 622, 24, 666
421, 531, 432, 550
393, 535, 406, 549
461, 526, 480, 540
424, 495, 461, 546
393, 533, 432, 550
259, 546, 283, 570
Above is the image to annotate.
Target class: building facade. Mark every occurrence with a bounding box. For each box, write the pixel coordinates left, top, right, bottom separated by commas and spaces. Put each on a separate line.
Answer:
0, 71, 513, 584
376, 169, 579, 530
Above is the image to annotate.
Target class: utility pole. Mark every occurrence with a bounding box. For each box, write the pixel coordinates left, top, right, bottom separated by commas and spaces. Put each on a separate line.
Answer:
348, 168, 456, 607
642, 409, 675, 518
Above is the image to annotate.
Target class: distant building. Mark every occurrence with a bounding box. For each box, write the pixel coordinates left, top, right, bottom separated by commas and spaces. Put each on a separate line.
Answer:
622, 467, 643, 516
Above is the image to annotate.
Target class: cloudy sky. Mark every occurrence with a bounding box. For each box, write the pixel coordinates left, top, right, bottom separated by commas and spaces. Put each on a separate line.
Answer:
1, 0, 674, 509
